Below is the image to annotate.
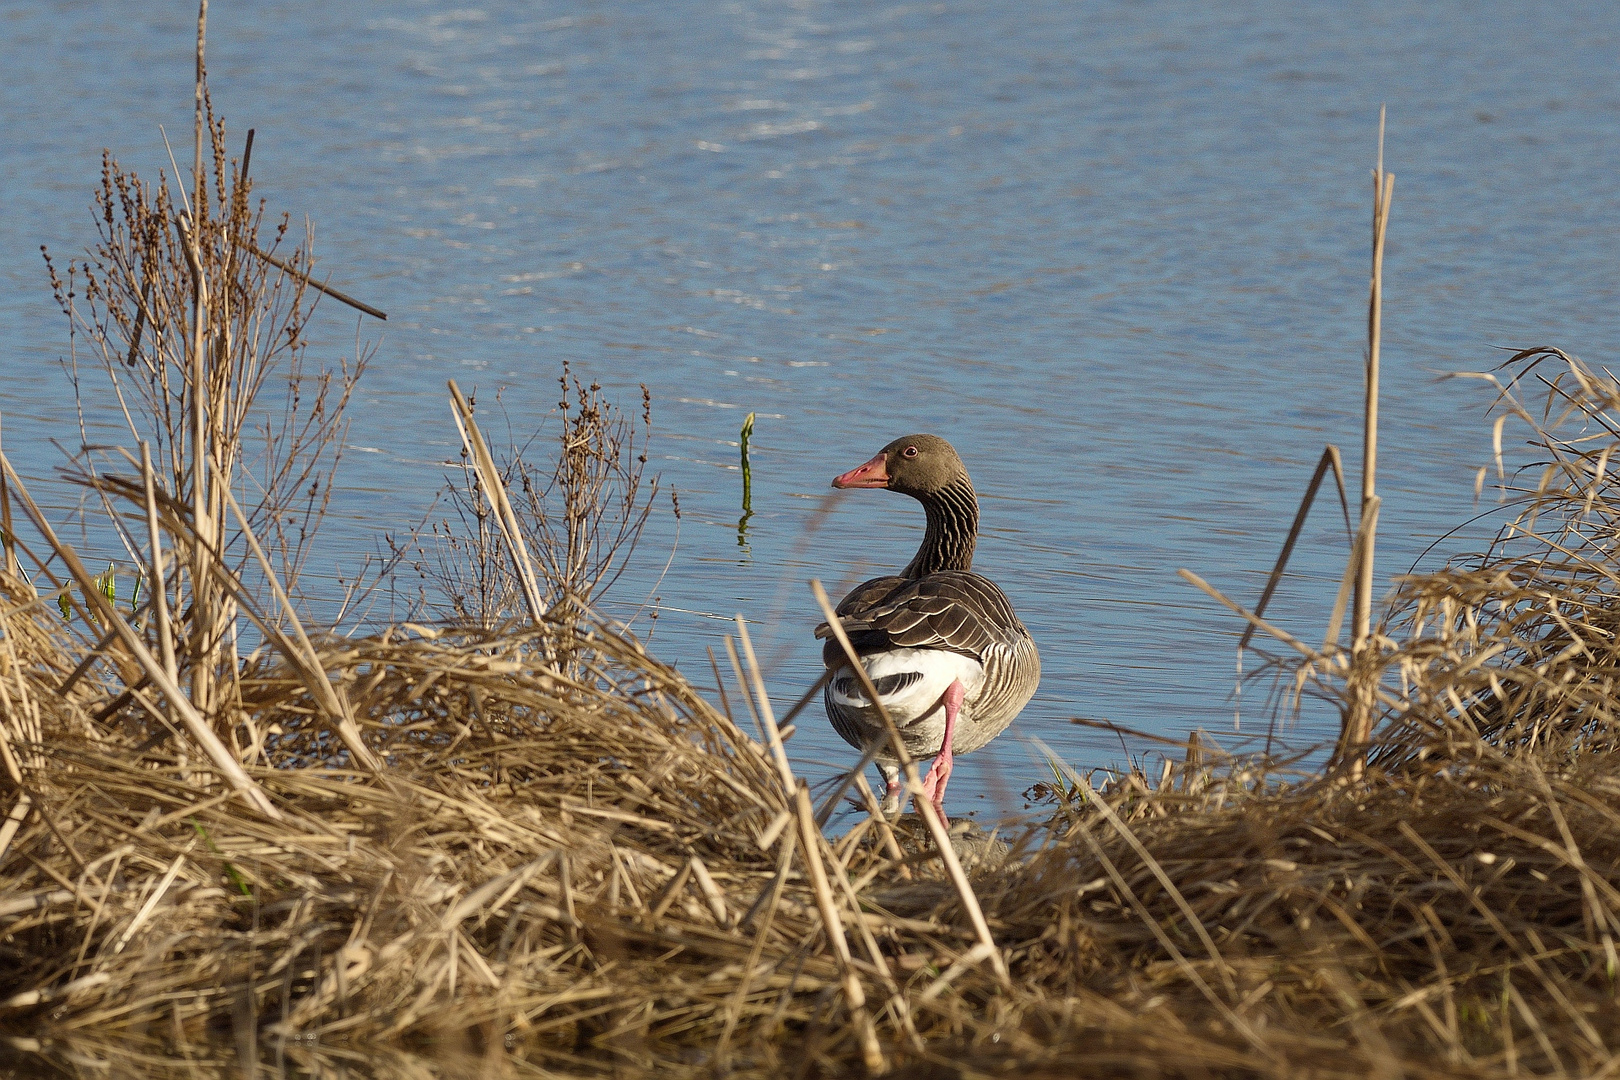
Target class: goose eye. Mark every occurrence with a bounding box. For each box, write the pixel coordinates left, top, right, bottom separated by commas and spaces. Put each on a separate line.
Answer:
902, 445, 919, 459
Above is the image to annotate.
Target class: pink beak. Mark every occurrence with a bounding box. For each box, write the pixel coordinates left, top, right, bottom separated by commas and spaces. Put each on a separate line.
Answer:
832, 451, 890, 489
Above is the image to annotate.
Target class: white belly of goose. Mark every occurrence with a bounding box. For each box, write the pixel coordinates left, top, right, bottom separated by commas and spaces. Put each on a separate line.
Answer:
828, 648, 984, 728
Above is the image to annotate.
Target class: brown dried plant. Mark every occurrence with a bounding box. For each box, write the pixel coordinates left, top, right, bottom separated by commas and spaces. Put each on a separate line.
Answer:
40, 95, 370, 721
416, 365, 669, 633
1368, 346, 1620, 765
7, 336, 1620, 1077
1229, 347, 1620, 770
8, 14, 1620, 1077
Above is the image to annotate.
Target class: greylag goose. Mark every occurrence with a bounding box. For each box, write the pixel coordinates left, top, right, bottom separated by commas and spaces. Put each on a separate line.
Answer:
815, 434, 1040, 820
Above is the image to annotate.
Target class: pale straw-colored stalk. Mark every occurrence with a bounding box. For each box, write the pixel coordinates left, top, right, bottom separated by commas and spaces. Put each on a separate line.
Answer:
810, 578, 1010, 987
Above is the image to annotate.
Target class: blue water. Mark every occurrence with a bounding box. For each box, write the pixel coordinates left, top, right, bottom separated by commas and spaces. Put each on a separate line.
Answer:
5, 1, 1620, 814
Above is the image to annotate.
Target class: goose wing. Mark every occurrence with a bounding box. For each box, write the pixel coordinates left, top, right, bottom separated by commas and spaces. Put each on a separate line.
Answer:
815, 570, 1027, 667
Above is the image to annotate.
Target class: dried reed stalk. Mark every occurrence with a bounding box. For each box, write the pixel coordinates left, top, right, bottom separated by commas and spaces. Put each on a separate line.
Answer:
732, 619, 883, 1069
1347, 109, 1397, 774
810, 578, 1011, 988
10, 22, 1620, 1076
0, 453, 280, 819
139, 443, 177, 689
446, 380, 548, 626
1240, 444, 1352, 656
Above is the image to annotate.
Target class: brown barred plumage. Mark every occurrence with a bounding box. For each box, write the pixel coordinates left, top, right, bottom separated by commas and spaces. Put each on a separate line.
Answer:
818, 435, 1040, 790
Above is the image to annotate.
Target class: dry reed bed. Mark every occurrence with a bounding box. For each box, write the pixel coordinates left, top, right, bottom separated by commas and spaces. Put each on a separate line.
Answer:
4, 353, 1620, 1075
7, 24, 1620, 1070
5, 507, 1620, 1078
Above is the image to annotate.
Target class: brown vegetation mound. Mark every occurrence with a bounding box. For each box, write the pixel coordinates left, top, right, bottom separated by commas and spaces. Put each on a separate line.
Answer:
5, 18, 1618, 1073
7, 345, 1620, 1079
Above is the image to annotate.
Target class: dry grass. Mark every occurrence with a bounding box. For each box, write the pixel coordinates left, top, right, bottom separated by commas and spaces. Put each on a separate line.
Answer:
7, 346, 1620, 1075
7, 19, 1620, 1077
413, 370, 666, 633
4, 530, 1620, 1077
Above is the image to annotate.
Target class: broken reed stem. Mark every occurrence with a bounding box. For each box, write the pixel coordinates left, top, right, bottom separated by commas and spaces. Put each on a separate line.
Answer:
175, 17, 224, 717
1234, 444, 1350, 729
732, 619, 794, 796
809, 578, 1010, 987
730, 618, 880, 1068
706, 645, 733, 720
446, 381, 549, 627
794, 781, 884, 1073
1349, 108, 1396, 777
178, 213, 215, 718
722, 634, 765, 744
0, 452, 281, 820
234, 240, 387, 321
216, 483, 382, 774
140, 443, 177, 689
1240, 444, 1350, 654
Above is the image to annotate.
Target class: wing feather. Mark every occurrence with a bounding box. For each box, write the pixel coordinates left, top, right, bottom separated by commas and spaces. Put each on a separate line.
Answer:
816, 570, 1029, 667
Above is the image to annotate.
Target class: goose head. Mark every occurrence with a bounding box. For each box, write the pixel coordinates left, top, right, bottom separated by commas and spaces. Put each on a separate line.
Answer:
831, 434, 969, 497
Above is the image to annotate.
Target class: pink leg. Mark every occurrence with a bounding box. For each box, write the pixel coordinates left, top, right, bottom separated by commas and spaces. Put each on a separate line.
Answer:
918, 679, 964, 823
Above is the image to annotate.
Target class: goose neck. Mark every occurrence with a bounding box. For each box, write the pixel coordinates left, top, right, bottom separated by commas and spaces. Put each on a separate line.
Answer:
903, 477, 978, 577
